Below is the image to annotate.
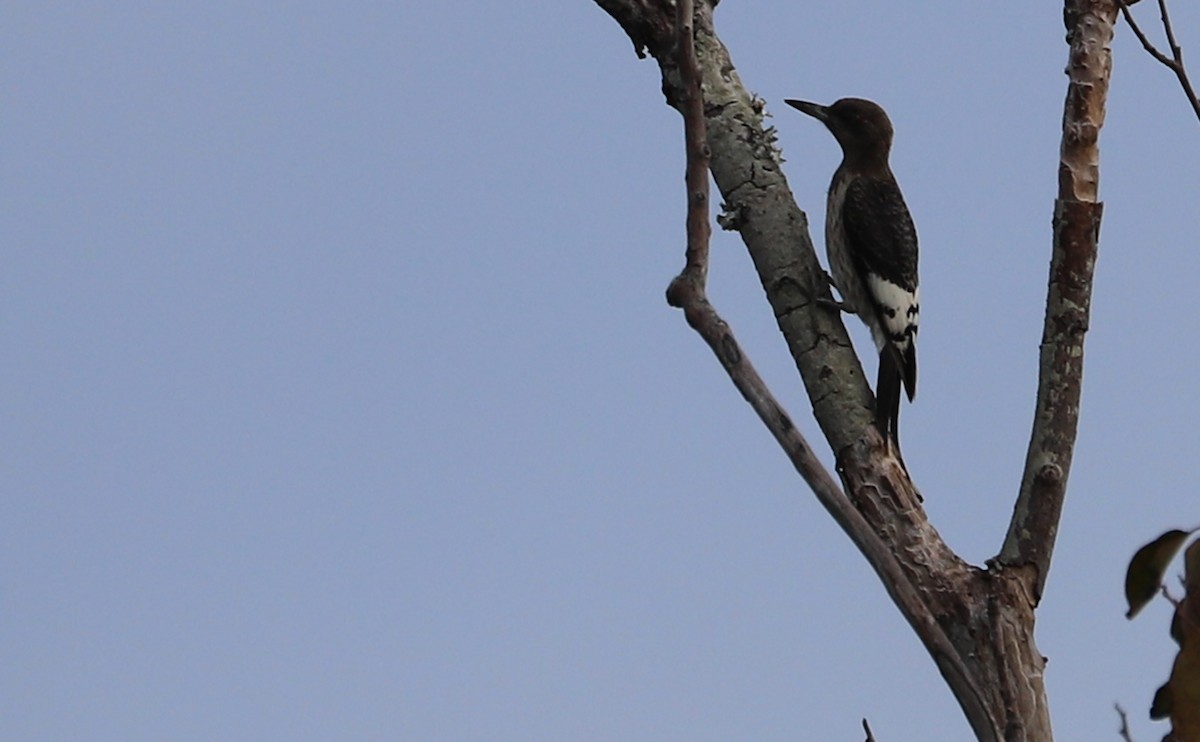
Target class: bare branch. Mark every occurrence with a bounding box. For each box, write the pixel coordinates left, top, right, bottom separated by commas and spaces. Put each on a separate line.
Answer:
667, 0, 709, 292
591, 1, 1113, 737
862, 718, 877, 742
661, 0, 854, 547
592, 0, 675, 59
649, 8, 1000, 732
1118, 0, 1174, 65
1157, 0, 1181, 63
1115, 702, 1136, 742
1116, 0, 1200, 123
1000, 0, 1114, 600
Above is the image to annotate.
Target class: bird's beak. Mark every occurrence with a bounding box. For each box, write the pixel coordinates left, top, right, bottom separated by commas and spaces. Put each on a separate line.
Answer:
785, 99, 828, 122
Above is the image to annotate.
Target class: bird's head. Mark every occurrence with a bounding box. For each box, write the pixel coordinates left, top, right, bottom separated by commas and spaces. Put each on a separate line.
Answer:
785, 97, 894, 168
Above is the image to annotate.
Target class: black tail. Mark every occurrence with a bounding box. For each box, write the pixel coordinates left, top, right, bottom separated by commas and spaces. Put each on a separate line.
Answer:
878, 342, 916, 476
902, 340, 917, 402
875, 346, 903, 445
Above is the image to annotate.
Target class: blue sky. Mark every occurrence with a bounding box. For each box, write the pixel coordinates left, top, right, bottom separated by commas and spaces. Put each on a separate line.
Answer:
4, 2, 1199, 739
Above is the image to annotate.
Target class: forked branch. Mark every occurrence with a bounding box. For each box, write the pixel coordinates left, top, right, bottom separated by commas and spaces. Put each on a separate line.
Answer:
591, 0, 1116, 737
659, 6, 992, 730
1116, 0, 1200, 123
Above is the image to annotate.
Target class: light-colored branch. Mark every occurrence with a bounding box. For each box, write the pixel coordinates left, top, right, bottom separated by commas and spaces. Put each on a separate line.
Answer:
660, 1, 923, 586
644, 5, 998, 734
1116, 0, 1200, 123
598, 0, 880, 451
1000, 0, 1114, 600
663, 0, 851, 538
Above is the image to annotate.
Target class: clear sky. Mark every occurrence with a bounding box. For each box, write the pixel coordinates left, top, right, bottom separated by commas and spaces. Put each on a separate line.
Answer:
5, 2, 1199, 740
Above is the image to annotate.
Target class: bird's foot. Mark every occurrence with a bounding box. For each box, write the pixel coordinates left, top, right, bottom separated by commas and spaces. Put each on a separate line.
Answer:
816, 296, 854, 314
812, 271, 854, 314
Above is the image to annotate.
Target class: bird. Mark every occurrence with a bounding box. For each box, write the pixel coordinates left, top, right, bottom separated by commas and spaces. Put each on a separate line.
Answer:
785, 97, 919, 457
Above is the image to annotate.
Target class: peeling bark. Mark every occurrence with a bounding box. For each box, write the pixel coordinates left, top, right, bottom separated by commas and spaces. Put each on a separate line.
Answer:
1000, 0, 1114, 599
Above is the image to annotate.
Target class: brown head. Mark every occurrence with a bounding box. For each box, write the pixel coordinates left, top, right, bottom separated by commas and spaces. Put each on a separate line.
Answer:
785, 97, 894, 170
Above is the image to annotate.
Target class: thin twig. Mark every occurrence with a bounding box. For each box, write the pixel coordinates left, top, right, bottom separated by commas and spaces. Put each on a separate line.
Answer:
1118, 0, 1174, 65
1158, 0, 1181, 58
1115, 702, 1136, 742
1116, 0, 1200, 123
670, 0, 709, 290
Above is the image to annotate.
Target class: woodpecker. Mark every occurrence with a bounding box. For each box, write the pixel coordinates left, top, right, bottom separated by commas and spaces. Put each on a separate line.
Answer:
785, 97, 919, 453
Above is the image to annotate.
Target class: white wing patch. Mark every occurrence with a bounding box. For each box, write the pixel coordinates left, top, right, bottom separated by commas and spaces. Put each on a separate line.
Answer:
865, 274, 919, 352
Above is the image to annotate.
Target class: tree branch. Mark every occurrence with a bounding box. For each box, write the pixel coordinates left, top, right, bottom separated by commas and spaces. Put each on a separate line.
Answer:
590, 1, 1115, 737
1116, 0, 1200, 123
634, 5, 999, 732
667, 0, 709, 293
999, 0, 1114, 600
1115, 702, 1136, 742
657, 3, 950, 618
862, 718, 877, 742
600, 0, 878, 452
663, 0, 846, 516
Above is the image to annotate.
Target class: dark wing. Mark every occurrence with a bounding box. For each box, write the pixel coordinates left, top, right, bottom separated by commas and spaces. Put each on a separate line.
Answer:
841, 175, 919, 294
843, 174, 919, 402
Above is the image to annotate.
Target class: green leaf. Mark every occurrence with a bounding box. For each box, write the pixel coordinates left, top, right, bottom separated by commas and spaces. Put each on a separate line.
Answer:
1124, 529, 1193, 619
